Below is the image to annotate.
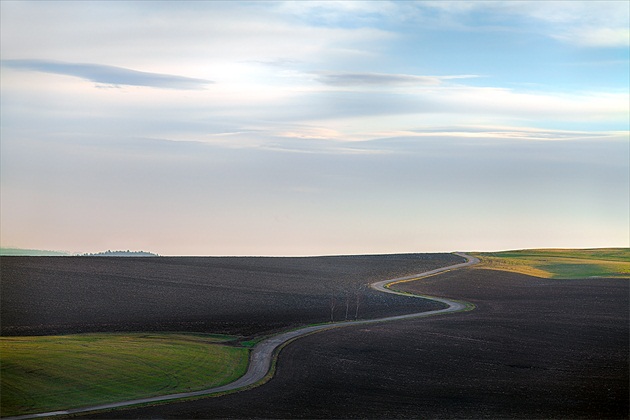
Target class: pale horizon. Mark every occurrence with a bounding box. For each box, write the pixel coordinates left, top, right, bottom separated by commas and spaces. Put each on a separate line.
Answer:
1, 1, 628, 256
2, 246, 629, 259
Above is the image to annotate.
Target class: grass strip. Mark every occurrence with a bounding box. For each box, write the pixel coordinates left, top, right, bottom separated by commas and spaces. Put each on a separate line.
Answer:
472, 248, 630, 279
0, 333, 248, 417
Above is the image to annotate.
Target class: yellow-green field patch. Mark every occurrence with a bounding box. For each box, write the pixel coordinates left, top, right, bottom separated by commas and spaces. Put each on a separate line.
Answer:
0, 333, 249, 417
472, 248, 630, 279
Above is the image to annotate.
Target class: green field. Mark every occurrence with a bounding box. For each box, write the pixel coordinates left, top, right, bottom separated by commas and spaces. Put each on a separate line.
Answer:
472, 248, 630, 279
0, 333, 249, 417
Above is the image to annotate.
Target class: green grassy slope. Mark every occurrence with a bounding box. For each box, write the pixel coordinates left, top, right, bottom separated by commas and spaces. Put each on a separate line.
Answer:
0, 333, 249, 417
472, 248, 630, 279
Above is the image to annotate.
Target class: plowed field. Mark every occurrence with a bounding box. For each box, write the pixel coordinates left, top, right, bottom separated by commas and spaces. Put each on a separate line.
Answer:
87, 268, 628, 419
0, 254, 460, 337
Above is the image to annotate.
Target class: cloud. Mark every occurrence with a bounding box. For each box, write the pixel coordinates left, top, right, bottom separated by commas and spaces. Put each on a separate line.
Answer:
0, 2, 394, 71
276, 1, 399, 26
418, 1, 630, 47
315, 72, 477, 87
401, 126, 628, 142
553, 27, 630, 48
508, 1, 630, 47
285, 86, 628, 128
2, 59, 213, 90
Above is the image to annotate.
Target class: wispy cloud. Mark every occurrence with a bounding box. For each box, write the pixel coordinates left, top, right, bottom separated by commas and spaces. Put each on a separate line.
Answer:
553, 27, 630, 48
418, 1, 630, 47
402, 126, 628, 142
315, 72, 478, 87
2, 59, 213, 89
509, 1, 630, 47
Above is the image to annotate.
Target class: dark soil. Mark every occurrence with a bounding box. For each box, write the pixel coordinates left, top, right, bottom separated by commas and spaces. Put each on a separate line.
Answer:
0, 253, 459, 337
85, 269, 629, 419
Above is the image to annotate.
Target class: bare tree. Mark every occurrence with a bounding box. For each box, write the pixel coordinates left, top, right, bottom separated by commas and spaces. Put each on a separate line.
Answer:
354, 285, 365, 320
344, 293, 350, 321
329, 296, 337, 322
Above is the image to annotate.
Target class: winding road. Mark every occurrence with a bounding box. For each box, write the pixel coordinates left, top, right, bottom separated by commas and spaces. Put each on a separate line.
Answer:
7, 252, 478, 420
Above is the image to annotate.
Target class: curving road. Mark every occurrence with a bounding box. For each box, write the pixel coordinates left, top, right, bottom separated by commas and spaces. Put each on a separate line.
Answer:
7, 253, 478, 420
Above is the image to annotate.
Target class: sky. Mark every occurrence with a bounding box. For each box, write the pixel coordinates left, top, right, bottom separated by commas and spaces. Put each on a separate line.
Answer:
1, 1, 628, 256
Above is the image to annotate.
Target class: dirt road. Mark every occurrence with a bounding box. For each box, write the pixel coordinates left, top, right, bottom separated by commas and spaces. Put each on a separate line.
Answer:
6, 253, 477, 420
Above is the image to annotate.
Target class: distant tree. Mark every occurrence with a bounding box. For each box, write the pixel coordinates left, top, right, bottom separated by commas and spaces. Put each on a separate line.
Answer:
80, 250, 158, 257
